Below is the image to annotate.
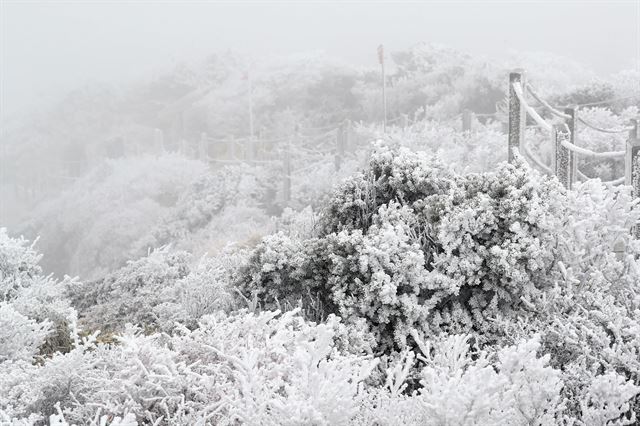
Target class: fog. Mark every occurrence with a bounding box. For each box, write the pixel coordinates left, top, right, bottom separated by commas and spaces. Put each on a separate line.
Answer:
2, 1, 639, 118
1, 1, 639, 276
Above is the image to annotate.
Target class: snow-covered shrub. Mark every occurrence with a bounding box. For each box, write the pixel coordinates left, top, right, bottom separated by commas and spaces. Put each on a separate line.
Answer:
172, 309, 377, 425
424, 156, 563, 335
239, 146, 566, 350
0, 229, 77, 359
0, 310, 377, 425
355, 334, 565, 426
0, 228, 43, 300
70, 247, 192, 332
490, 179, 640, 420
70, 245, 243, 333
0, 303, 52, 363
152, 252, 238, 330
579, 372, 640, 425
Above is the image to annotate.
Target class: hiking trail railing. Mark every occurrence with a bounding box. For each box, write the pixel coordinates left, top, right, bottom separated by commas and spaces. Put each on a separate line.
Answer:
506, 69, 639, 191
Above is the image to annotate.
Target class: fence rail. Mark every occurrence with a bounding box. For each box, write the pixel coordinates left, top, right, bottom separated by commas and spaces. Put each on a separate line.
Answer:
506, 68, 640, 238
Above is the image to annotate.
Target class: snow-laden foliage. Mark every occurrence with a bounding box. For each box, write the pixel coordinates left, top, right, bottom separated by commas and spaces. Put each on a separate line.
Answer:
356, 334, 567, 425
0, 302, 52, 363
357, 332, 640, 426
69, 246, 240, 333
5, 139, 640, 424
0, 228, 77, 360
0, 228, 43, 300
491, 179, 640, 419
0, 310, 376, 426
238, 146, 565, 349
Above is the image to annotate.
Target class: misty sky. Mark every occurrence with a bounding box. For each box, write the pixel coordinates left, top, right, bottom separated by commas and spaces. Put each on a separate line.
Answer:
1, 1, 639, 119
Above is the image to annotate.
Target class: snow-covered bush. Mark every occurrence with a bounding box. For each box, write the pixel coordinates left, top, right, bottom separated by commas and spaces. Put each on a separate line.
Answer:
70, 247, 191, 332
0, 310, 377, 425
0, 228, 77, 359
70, 245, 243, 333
151, 252, 238, 330
239, 146, 566, 350
488, 178, 640, 419
356, 334, 566, 426
0, 303, 52, 363
0, 228, 43, 300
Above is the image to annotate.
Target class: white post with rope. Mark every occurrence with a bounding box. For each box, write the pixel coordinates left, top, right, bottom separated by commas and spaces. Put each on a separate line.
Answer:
552, 124, 574, 189
625, 119, 640, 238
508, 70, 526, 163
564, 106, 578, 187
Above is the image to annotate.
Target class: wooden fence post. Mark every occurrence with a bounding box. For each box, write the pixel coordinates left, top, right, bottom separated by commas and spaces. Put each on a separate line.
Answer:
625, 119, 640, 237
552, 123, 574, 189
564, 106, 578, 187
625, 119, 639, 187
508, 69, 526, 163
462, 109, 473, 132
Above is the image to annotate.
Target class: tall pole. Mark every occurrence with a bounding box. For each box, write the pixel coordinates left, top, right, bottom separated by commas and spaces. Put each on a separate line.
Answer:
564, 106, 578, 187
378, 44, 387, 133
552, 123, 573, 189
508, 69, 526, 163
626, 119, 640, 238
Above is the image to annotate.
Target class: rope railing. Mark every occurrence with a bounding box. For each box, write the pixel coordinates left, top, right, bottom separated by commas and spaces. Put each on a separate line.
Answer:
512, 82, 552, 132
508, 69, 640, 194
525, 84, 571, 120
560, 139, 625, 159
604, 176, 626, 185
577, 117, 634, 134
576, 170, 589, 181
575, 94, 640, 108
522, 139, 553, 175
577, 169, 625, 186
